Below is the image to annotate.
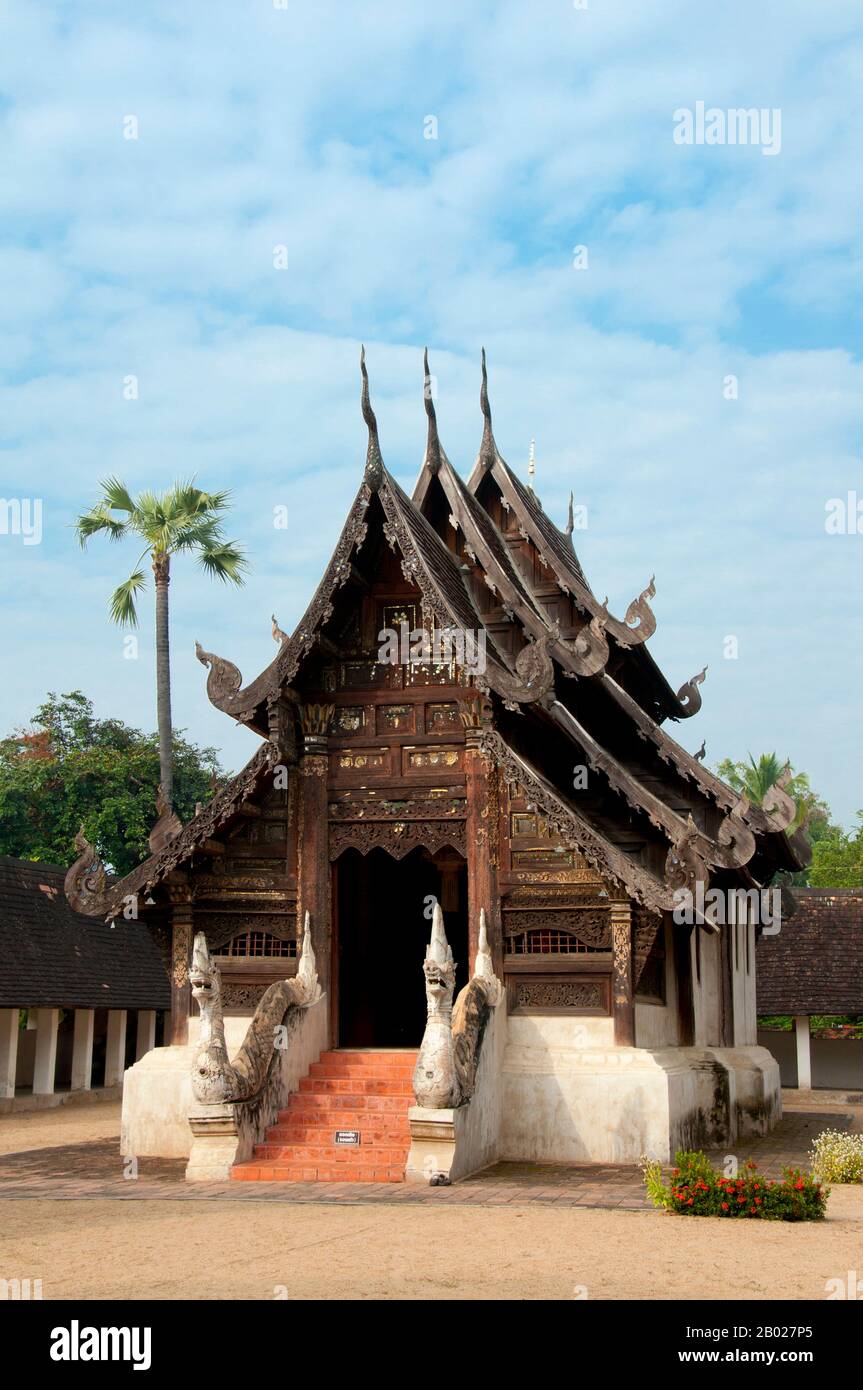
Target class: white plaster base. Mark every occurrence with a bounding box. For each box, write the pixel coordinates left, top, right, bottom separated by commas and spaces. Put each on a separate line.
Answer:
501, 1016, 781, 1165
121, 1017, 252, 1159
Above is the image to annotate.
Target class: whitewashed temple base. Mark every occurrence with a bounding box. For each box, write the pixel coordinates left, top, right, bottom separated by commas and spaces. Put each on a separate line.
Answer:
121, 1016, 252, 1159
501, 1016, 781, 1165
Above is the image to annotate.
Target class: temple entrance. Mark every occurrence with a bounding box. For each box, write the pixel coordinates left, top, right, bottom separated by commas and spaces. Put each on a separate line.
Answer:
333, 845, 468, 1047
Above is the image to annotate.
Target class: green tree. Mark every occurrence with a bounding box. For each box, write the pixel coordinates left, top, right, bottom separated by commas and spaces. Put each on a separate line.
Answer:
75, 479, 247, 807
715, 752, 820, 834
809, 814, 863, 888
0, 692, 226, 875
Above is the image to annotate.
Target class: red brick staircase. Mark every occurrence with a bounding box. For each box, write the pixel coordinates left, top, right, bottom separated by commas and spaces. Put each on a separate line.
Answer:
231, 1049, 417, 1182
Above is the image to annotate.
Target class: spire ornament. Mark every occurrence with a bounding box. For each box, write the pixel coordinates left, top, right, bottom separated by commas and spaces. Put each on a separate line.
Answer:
565, 492, 575, 545
423, 348, 442, 476
477, 347, 497, 472
360, 345, 383, 492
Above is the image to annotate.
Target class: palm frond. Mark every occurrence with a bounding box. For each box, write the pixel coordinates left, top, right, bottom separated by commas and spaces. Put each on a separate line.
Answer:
196, 541, 248, 585
108, 570, 147, 627
75, 506, 128, 547
99, 476, 137, 513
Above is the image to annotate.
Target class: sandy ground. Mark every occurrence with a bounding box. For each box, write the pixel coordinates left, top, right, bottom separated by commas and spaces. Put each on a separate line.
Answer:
0, 1100, 124, 1155
2, 1092, 862, 1300
2, 1191, 862, 1300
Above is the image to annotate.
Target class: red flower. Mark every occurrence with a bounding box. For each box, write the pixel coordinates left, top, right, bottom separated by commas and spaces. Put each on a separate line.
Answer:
737, 1195, 746, 1203
688, 1198, 694, 1205
721, 1202, 729, 1211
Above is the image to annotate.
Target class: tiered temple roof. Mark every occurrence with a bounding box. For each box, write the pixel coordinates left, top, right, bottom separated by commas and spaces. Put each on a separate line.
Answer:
66, 349, 809, 922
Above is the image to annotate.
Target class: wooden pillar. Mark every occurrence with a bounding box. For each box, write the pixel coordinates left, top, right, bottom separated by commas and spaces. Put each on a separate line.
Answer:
611, 900, 634, 1047
0, 1009, 19, 1099
795, 1015, 812, 1090
168, 892, 193, 1045
674, 923, 696, 1047
104, 1009, 127, 1086
463, 730, 501, 977
70, 1008, 94, 1091
32, 1008, 59, 1095
298, 705, 333, 997
136, 1009, 157, 1060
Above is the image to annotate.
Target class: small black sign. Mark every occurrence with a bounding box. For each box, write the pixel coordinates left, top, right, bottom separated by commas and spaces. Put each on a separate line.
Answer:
334, 1129, 360, 1146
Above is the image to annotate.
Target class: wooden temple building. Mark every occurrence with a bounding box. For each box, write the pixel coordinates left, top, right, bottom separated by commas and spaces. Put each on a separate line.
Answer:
66, 350, 809, 1180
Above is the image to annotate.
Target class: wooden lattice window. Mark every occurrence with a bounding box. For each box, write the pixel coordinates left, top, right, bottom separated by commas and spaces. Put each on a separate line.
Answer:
508, 929, 605, 956
214, 932, 297, 959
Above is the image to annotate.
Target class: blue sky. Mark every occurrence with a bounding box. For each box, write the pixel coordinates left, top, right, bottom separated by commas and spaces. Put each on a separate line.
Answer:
0, 0, 861, 825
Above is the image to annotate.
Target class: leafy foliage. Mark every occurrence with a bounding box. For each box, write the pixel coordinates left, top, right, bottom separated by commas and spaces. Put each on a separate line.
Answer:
715, 752, 849, 885
0, 692, 227, 875
808, 813, 863, 888
641, 1150, 828, 1221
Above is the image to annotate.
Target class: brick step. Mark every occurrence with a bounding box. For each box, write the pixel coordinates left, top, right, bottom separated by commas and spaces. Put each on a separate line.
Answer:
232, 1049, 416, 1184
232, 1160, 405, 1183
309, 1061, 416, 1080
267, 1122, 410, 1144
318, 1050, 417, 1065
298, 1076, 414, 1096
254, 1142, 407, 1163
284, 1091, 411, 1115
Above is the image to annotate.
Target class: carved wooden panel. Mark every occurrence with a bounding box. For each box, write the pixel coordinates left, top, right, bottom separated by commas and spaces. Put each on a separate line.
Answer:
333, 706, 365, 735
426, 701, 460, 733
510, 977, 609, 1013
221, 982, 270, 1013
328, 819, 467, 861
404, 746, 461, 772
377, 703, 415, 734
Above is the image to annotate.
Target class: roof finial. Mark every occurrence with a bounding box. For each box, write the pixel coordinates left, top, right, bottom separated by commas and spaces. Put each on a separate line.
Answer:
478, 347, 496, 471
360, 345, 383, 492
423, 347, 441, 476
527, 438, 536, 492
565, 490, 574, 542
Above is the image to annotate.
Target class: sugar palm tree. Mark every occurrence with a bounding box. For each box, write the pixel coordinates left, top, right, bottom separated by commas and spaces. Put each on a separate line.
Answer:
717, 753, 812, 834
75, 479, 247, 809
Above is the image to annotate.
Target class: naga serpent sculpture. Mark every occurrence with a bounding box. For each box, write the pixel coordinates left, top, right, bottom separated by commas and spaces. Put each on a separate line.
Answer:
190, 911, 321, 1105
413, 905, 502, 1109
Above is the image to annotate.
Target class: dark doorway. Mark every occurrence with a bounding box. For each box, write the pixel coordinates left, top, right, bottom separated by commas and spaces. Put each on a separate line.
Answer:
335, 845, 468, 1047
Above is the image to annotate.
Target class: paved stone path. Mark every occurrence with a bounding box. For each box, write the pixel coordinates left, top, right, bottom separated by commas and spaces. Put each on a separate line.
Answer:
0, 1110, 852, 1208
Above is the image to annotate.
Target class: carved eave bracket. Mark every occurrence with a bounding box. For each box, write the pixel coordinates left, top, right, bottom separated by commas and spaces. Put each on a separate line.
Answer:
560, 604, 610, 678
615, 575, 657, 647
676, 664, 708, 718
149, 787, 183, 855
489, 635, 556, 711
715, 794, 757, 869
267, 692, 298, 766
664, 814, 718, 930
64, 829, 111, 918
195, 641, 247, 713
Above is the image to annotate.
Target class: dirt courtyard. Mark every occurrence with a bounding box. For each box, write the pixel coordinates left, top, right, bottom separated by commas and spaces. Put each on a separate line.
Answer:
3, 1190, 862, 1300
2, 1097, 862, 1300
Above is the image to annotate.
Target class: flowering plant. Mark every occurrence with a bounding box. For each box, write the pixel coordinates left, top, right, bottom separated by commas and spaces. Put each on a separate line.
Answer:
641, 1150, 828, 1220
810, 1129, 863, 1184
